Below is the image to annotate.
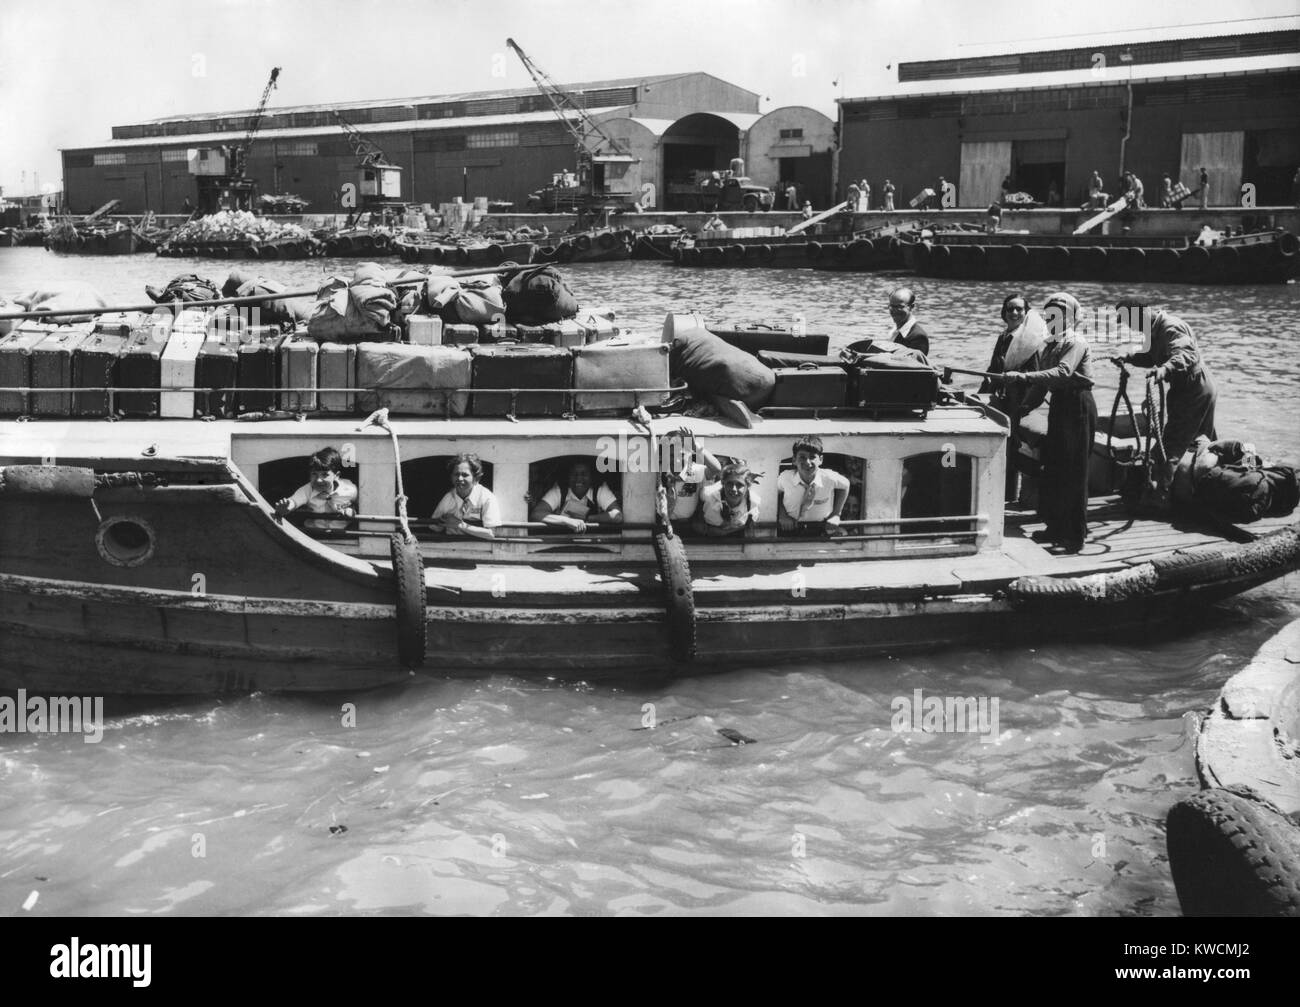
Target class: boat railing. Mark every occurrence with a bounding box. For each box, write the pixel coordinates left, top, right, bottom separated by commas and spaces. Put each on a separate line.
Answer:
284, 510, 988, 549
0, 382, 690, 419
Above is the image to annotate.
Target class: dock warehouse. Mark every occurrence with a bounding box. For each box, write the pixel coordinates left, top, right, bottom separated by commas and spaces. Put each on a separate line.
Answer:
61, 74, 833, 214
837, 29, 1300, 208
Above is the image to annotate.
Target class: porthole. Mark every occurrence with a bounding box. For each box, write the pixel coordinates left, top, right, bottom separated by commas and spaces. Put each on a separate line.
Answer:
96, 515, 156, 567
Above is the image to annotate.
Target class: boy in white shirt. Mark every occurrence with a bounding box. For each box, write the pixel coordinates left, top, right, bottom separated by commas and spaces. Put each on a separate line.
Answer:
695, 463, 762, 537
275, 446, 357, 533
776, 435, 849, 535
432, 453, 502, 540
530, 459, 623, 534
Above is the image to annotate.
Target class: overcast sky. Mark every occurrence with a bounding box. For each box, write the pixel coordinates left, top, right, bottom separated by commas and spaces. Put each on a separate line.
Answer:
1, 0, 1296, 196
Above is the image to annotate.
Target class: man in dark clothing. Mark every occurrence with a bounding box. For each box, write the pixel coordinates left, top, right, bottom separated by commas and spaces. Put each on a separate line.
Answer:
1111, 300, 1218, 499
887, 287, 930, 357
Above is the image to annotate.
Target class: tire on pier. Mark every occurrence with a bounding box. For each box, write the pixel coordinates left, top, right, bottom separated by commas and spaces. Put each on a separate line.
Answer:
1166, 787, 1300, 917
390, 532, 427, 670
653, 529, 696, 664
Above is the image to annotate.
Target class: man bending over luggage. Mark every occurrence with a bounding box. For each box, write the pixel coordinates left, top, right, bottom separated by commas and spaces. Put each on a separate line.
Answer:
777, 436, 849, 536
275, 447, 357, 532
531, 459, 623, 534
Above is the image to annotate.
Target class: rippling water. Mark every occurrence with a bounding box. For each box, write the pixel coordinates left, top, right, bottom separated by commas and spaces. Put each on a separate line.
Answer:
1, 247, 1297, 916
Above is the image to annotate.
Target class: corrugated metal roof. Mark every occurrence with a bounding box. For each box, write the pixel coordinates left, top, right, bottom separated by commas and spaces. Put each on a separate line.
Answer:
132, 73, 697, 126
843, 51, 1300, 103
927, 22, 1300, 62
72, 108, 630, 151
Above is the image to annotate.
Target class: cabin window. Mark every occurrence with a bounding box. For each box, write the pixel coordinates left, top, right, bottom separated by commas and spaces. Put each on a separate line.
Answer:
775, 452, 864, 536
400, 455, 495, 534
258, 452, 360, 537
901, 451, 976, 542
527, 455, 623, 532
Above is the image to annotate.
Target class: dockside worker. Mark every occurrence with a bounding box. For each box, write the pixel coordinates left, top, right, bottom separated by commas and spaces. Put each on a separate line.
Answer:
432, 453, 501, 540
989, 291, 1095, 553
859, 178, 871, 212
846, 181, 861, 213
981, 294, 1048, 501
882, 179, 895, 211
1111, 299, 1218, 503
531, 459, 623, 534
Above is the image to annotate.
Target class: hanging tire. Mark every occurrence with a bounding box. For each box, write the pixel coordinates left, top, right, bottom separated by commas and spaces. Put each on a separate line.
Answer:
832, 242, 851, 261
453, 247, 468, 265
704, 246, 725, 265
1166, 788, 1300, 917
556, 242, 576, 263
261, 244, 281, 260
806, 241, 824, 261
687, 246, 703, 265
1278, 231, 1299, 257
757, 243, 775, 264
653, 530, 696, 663
389, 532, 426, 669
373, 234, 391, 253
575, 234, 592, 252
850, 237, 874, 259
598, 232, 616, 250
538, 244, 557, 262
727, 243, 747, 264
1008, 243, 1030, 271
486, 243, 505, 264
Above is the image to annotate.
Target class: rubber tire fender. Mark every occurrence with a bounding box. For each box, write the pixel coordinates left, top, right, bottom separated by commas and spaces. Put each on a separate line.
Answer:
390, 532, 427, 669
805, 241, 824, 261
653, 529, 696, 663
598, 231, 616, 250
556, 241, 576, 263
757, 243, 775, 263
575, 234, 593, 252
486, 243, 505, 265
727, 243, 747, 263
850, 237, 875, 258
1278, 231, 1299, 257
1166, 787, 1300, 917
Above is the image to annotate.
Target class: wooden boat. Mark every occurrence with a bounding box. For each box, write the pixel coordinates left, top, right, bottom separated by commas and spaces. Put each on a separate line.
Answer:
1166, 618, 1300, 916
157, 238, 323, 260
393, 237, 536, 267
900, 227, 1300, 284
630, 227, 684, 260
2, 227, 47, 248
45, 227, 151, 256
321, 229, 398, 257
2, 378, 1297, 694
535, 227, 634, 264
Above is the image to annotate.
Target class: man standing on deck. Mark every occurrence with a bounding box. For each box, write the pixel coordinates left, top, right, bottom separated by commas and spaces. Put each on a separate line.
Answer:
886, 287, 930, 358
1110, 299, 1218, 506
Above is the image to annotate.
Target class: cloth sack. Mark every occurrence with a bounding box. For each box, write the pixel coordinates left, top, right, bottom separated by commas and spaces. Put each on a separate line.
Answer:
145, 274, 219, 309
307, 264, 398, 343
502, 265, 579, 325
670, 328, 775, 409
13, 282, 109, 324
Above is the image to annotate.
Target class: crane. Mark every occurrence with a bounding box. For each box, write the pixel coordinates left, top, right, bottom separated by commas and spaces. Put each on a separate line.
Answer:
333, 109, 404, 209
506, 38, 640, 212
188, 67, 281, 214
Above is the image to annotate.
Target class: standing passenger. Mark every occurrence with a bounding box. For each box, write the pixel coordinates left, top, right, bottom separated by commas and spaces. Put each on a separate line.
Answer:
989, 292, 1095, 552
886, 287, 931, 357
1110, 299, 1218, 502
981, 294, 1048, 501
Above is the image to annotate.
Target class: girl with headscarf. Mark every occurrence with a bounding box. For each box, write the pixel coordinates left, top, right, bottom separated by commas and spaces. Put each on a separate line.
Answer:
981, 293, 1048, 501
991, 291, 1096, 552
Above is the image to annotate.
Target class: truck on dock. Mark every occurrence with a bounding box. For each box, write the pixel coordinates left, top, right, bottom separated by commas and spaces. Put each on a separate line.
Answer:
667, 166, 775, 213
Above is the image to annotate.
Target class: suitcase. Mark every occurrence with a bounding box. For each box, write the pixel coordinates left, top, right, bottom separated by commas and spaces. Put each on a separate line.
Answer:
768, 364, 848, 407
118, 316, 172, 417
708, 323, 830, 357
758, 349, 841, 369
407, 316, 443, 346
515, 323, 559, 344
546, 319, 586, 348
444, 323, 479, 345
572, 312, 618, 344
237, 331, 285, 413
469, 344, 572, 417
196, 335, 239, 417
93, 311, 147, 338
72, 330, 128, 417
356, 343, 470, 417
572, 339, 671, 413
318, 343, 358, 414
0, 325, 56, 415
207, 308, 247, 345
160, 326, 207, 418
31, 322, 94, 417
279, 335, 319, 412
848, 360, 941, 415
478, 321, 518, 344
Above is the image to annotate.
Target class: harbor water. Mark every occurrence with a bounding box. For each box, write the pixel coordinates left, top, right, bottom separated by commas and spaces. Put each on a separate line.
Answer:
0, 248, 1297, 916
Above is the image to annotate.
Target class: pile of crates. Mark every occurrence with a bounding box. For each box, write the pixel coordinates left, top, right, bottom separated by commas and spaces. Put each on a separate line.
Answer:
0, 306, 675, 420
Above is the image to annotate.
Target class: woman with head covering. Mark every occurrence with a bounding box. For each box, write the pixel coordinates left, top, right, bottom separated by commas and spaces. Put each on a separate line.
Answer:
989, 291, 1096, 552
981, 293, 1048, 501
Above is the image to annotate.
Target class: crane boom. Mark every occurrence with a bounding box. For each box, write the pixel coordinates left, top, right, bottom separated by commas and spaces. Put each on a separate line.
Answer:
333, 110, 392, 167
505, 39, 628, 159
234, 67, 281, 178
